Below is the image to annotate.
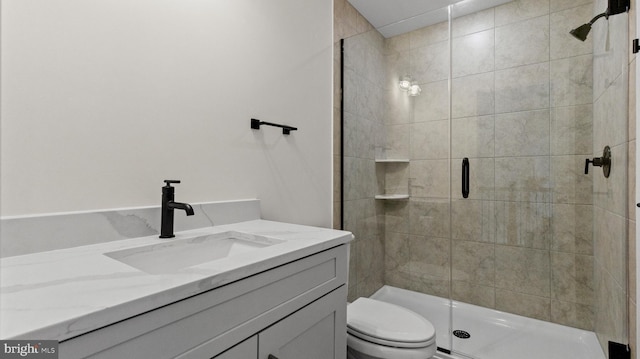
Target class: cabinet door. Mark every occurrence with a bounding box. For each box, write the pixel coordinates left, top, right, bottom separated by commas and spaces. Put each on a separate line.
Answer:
213, 336, 257, 359
258, 286, 347, 359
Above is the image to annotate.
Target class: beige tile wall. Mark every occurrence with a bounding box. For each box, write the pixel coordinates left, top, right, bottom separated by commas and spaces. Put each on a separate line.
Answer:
629, 1, 637, 357
592, 0, 635, 355
334, 0, 386, 301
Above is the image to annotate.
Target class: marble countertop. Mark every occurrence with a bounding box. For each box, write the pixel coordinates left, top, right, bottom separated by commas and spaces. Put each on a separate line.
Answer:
0, 220, 352, 341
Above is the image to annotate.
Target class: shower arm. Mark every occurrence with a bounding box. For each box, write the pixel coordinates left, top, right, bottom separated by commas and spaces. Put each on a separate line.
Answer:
587, 12, 608, 25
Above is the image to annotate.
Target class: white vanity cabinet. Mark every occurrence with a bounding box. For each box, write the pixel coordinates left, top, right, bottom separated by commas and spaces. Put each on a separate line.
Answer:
257, 287, 345, 359
214, 337, 257, 359
58, 245, 348, 359
215, 286, 346, 359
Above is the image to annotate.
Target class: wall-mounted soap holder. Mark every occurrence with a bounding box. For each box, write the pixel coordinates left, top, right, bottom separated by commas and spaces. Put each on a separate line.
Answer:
585, 145, 611, 178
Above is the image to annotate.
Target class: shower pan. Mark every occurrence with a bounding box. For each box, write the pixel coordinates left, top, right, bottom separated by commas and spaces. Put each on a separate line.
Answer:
339, 0, 631, 358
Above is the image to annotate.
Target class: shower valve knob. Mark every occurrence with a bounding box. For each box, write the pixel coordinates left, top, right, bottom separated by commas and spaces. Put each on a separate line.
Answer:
584, 158, 603, 173
584, 146, 611, 178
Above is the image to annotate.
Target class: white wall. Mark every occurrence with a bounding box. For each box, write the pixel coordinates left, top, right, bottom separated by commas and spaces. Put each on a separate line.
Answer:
0, 0, 334, 227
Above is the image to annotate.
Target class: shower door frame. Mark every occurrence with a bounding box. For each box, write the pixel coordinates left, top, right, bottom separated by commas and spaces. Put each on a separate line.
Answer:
636, 1, 640, 352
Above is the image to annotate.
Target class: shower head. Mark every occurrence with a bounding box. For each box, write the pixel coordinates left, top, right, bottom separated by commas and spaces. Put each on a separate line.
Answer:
569, 9, 609, 41
570, 12, 607, 42
569, 0, 629, 41
570, 22, 593, 41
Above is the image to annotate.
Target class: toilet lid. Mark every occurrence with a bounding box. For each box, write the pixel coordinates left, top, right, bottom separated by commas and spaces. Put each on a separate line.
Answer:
347, 298, 436, 347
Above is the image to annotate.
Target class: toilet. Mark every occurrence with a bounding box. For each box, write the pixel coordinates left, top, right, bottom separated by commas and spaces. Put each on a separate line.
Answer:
346, 297, 437, 359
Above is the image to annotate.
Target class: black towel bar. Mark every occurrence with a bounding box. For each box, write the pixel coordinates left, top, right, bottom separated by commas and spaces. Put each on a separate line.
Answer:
251, 118, 297, 135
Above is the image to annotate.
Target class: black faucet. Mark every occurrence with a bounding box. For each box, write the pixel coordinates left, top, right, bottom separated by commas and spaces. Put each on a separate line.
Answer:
160, 180, 195, 238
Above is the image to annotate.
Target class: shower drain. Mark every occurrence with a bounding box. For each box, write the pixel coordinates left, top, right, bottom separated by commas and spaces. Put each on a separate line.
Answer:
453, 330, 471, 339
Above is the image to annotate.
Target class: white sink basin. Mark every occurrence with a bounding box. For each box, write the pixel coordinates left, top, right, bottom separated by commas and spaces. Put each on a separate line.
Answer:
105, 231, 285, 274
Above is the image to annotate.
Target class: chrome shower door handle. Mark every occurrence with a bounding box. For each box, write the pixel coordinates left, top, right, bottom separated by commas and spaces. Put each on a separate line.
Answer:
462, 158, 469, 198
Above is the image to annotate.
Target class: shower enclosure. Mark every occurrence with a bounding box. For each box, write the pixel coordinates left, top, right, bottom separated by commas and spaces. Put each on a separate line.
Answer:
339, 0, 630, 357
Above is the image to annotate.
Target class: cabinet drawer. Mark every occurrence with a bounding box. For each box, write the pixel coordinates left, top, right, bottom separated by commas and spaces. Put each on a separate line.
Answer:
60, 245, 348, 359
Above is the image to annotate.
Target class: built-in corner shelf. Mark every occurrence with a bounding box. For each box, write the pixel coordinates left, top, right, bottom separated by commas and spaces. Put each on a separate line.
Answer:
375, 194, 410, 200
374, 159, 410, 200
375, 159, 410, 163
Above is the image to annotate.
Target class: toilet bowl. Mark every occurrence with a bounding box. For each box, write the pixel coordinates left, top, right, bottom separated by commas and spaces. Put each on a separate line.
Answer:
347, 297, 437, 359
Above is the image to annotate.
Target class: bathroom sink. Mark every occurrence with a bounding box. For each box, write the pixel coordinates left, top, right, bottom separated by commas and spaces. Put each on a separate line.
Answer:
105, 231, 285, 274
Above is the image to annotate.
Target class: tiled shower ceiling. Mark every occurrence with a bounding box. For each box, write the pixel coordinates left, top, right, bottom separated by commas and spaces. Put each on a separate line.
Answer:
347, 0, 514, 37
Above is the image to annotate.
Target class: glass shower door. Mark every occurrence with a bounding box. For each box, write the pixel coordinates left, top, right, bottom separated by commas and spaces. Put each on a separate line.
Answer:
342, 15, 457, 353
447, 1, 629, 357
446, 4, 511, 355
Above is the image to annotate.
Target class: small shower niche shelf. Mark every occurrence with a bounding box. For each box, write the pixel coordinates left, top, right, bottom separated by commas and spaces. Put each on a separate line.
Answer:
375, 194, 410, 200
374, 158, 410, 200
374, 159, 410, 163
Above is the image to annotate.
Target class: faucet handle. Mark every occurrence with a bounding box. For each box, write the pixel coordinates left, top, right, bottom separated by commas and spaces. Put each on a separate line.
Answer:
584, 146, 611, 178
163, 180, 181, 187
